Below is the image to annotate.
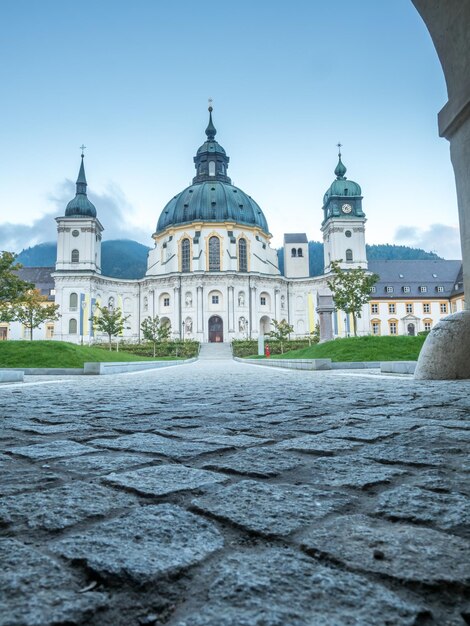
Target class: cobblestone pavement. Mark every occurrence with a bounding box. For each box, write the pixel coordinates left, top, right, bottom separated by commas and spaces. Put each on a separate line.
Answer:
1, 360, 469, 626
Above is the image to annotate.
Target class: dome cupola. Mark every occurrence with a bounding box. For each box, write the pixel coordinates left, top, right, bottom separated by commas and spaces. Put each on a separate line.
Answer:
155, 107, 270, 235
65, 150, 97, 218
322, 145, 364, 223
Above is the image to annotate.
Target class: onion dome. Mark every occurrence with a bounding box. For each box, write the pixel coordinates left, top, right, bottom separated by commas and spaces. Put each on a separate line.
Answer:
65, 152, 97, 218
323, 149, 362, 205
155, 106, 270, 235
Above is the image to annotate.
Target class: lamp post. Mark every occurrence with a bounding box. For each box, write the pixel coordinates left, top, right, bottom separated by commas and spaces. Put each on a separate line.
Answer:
182, 320, 185, 341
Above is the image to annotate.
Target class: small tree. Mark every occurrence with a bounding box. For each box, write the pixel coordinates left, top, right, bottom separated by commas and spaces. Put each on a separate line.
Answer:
141, 315, 171, 357
327, 260, 379, 337
0, 251, 33, 320
269, 318, 294, 354
8, 289, 60, 340
308, 322, 321, 346
91, 304, 130, 351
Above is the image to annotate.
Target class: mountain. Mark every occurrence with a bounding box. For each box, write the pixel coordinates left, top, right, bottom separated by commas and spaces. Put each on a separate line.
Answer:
17, 239, 442, 279
277, 242, 441, 276
16, 239, 151, 279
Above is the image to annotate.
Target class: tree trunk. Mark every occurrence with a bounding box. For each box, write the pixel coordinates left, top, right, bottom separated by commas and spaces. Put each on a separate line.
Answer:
353, 315, 358, 337
108, 334, 112, 351
153, 342, 156, 358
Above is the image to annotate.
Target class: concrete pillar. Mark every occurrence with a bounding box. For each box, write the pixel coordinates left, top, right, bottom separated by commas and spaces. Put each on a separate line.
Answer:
411, 1, 470, 379
250, 286, 258, 334
316, 292, 334, 343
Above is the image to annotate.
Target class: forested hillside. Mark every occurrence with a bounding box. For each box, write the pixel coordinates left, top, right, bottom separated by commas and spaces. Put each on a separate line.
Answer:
17, 239, 441, 279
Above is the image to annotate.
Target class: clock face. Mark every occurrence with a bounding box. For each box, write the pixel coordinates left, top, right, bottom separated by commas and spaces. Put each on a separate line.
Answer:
342, 203, 352, 214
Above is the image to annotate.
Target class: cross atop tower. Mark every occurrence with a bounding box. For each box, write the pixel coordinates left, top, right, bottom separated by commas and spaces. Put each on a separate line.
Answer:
337, 142, 342, 157
208, 97, 213, 112
80, 144, 86, 157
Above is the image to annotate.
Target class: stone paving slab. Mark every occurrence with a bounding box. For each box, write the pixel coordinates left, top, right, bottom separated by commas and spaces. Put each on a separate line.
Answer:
201, 447, 305, 478
0, 481, 136, 531
50, 504, 224, 584
0, 538, 108, 626
299, 514, 470, 585
361, 443, 445, 467
323, 425, 399, 442
103, 464, 228, 496
89, 433, 231, 459
192, 480, 352, 537
0, 454, 60, 496
5, 440, 98, 460
50, 452, 155, 475
174, 547, 426, 626
273, 434, 361, 455
374, 485, 470, 535
304, 456, 408, 489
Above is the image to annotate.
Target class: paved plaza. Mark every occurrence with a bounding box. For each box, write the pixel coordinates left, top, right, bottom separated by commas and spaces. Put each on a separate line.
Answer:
0, 358, 469, 625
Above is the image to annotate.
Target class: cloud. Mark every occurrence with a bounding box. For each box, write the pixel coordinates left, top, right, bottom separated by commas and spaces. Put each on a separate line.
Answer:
394, 223, 462, 259
0, 180, 150, 253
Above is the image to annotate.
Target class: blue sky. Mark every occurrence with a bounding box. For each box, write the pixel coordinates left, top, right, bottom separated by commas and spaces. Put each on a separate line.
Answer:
0, 0, 461, 258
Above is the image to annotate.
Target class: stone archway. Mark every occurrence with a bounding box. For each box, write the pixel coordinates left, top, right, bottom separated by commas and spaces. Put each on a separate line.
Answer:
208, 315, 223, 343
412, 2, 470, 379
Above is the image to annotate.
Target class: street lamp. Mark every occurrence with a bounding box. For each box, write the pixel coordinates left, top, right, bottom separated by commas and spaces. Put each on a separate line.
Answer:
182, 320, 185, 341
80, 300, 86, 345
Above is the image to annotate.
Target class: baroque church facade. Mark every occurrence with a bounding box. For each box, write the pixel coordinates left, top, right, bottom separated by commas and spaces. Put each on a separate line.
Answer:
45, 108, 463, 345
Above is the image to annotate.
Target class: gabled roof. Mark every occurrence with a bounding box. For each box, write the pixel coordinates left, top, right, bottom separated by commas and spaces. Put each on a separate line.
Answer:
368, 259, 462, 299
284, 233, 308, 243
17, 267, 55, 301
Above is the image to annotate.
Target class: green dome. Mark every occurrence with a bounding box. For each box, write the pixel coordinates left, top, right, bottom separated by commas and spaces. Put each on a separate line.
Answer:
65, 194, 97, 218
323, 178, 362, 205
156, 181, 269, 235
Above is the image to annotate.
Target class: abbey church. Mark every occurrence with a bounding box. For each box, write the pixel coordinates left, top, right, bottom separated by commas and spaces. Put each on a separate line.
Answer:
3, 108, 463, 344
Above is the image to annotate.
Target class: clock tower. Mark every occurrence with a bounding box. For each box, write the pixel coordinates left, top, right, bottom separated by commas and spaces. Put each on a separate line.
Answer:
321, 147, 367, 273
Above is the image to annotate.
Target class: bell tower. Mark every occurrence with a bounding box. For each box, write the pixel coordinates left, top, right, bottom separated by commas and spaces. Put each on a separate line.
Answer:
321, 146, 367, 273
55, 149, 103, 273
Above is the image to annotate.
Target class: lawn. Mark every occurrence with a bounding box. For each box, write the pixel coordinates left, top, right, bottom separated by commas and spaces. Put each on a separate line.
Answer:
252, 335, 427, 362
0, 340, 167, 368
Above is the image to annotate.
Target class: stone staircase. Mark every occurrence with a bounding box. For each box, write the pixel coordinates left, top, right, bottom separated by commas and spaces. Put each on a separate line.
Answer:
198, 342, 233, 360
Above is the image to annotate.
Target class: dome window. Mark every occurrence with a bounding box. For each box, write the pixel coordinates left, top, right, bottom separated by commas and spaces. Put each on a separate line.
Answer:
69, 292, 78, 311
181, 238, 191, 273
345, 230, 352, 238
291, 248, 297, 257
209, 161, 216, 176
346, 249, 353, 262
297, 248, 303, 257
238, 238, 247, 272
71, 249, 79, 263
69, 318, 77, 334
208, 236, 221, 271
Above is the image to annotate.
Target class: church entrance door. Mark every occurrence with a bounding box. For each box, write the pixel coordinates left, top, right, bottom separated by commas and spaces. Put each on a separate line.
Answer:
407, 323, 416, 336
209, 315, 223, 343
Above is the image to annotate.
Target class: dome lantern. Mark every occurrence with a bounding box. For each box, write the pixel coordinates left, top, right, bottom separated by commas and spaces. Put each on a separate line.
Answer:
193, 104, 231, 184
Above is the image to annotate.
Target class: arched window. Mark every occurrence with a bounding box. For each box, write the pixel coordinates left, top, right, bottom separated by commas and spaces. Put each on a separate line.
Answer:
108, 296, 115, 309
346, 249, 353, 262
69, 318, 77, 334
208, 236, 220, 271
69, 292, 78, 310
208, 161, 216, 176
297, 248, 303, 257
181, 238, 191, 273
291, 248, 297, 257
71, 249, 79, 263
238, 238, 247, 272
143, 296, 148, 312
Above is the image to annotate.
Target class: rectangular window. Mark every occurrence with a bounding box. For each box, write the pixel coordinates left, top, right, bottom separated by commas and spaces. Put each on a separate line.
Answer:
260, 296, 266, 306
440, 302, 448, 314
372, 322, 380, 335
371, 303, 378, 314
420, 286, 427, 293
164, 297, 170, 307
388, 303, 396, 314
437, 286, 444, 293
370, 286, 376, 293
403, 286, 410, 293
386, 286, 394, 293
423, 303, 430, 314
424, 321, 432, 331
389, 321, 397, 335
212, 295, 219, 304
406, 303, 413, 314
451, 301, 457, 313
